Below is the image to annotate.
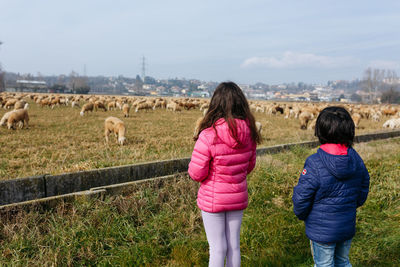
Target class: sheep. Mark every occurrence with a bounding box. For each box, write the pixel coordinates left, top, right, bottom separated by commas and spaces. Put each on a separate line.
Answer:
4, 99, 18, 109
307, 118, 317, 130
135, 102, 153, 113
299, 111, 314, 130
351, 113, 362, 128
14, 100, 27, 110
382, 118, 400, 129
80, 102, 94, 116
182, 102, 197, 110
71, 101, 80, 108
0, 110, 16, 126
193, 117, 203, 138
104, 116, 126, 145
94, 101, 107, 111
107, 101, 117, 111
200, 103, 209, 111
166, 102, 181, 112
153, 99, 167, 110
255, 121, 262, 135
7, 109, 29, 129
122, 104, 130, 117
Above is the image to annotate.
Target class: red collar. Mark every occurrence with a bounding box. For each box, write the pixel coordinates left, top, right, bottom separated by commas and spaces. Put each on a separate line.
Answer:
320, 144, 348, 155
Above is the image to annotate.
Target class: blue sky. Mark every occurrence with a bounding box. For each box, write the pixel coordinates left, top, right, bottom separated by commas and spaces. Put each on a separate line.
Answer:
1, 0, 400, 84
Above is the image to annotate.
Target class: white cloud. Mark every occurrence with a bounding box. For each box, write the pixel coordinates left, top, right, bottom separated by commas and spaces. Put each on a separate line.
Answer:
241, 51, 355, 69
368, 60, 400, 70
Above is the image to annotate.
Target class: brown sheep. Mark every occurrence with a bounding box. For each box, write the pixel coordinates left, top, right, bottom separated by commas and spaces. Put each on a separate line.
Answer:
122, 104, 130, 117
14, 100, 27, 110
299, 111, 313, 130
352, 113, 362, 128
7, 109, 29, 129
0, 110, 16, 126
4, 99, 18, 109
135, 102, 153, 113
166, 102, 181, 112
80, 102, 94, 116
94, 101, 107, 111
104, 116, 126, 145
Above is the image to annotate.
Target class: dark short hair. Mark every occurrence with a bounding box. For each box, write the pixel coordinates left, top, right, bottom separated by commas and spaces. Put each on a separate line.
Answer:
315, 106, 355, 147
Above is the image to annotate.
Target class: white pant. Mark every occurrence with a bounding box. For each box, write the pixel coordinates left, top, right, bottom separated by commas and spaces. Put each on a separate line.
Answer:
201, 210, 244, 267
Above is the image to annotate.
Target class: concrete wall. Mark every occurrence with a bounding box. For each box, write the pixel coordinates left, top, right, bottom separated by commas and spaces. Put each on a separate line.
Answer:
0, 175, 46, 205
0, 130, 399, 206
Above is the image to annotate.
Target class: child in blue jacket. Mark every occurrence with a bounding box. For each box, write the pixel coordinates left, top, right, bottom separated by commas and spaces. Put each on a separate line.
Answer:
293, 106, 370, 267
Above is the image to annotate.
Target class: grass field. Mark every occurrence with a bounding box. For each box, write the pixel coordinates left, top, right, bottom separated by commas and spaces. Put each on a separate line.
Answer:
0, 137, 399, 266
0, 100, 390, 180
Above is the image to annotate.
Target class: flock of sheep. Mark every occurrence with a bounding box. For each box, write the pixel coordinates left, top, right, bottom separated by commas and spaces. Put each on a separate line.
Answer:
1, 92, 400, 146
248, 101, 400, 131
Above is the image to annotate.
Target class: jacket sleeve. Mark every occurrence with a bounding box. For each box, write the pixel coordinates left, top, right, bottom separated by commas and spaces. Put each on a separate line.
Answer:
188, 131, 212, 182
292, 158, 319, 221
247, 142, 257, 174
357, 164, 370, 207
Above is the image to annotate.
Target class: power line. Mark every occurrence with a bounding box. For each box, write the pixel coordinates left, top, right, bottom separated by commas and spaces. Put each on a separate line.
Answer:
141, 56, 146, 82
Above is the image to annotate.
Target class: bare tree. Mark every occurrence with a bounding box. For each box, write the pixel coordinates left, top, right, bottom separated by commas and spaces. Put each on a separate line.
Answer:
363, 68, 385, 103
69, 71, 90, 94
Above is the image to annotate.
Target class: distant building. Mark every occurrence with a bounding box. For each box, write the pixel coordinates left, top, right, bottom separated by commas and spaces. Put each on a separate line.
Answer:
6, 80, 48, 92
190, 91, 210, 98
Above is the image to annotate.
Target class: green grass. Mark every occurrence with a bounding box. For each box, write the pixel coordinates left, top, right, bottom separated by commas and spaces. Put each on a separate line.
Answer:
0, 138, 399, 266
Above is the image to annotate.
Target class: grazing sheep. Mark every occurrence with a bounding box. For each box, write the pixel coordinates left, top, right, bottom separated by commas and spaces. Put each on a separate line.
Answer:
193, 117, 203, 138
382, 118, 400, 129
200, 103, 209, 111
94, 101, 107, 111
307, 118, 317, 130
299, 111, 313, 130
351, 113, 362, 128
153, 99, 167, 110
166, 102, 181, 112
0, 110, 17, 126
107, 101, 117, 111
14, 100, 27, 110
182, 102, 197, 110
135, 102, 153, 113
255, 121, 262, 135
80, 102, 94, 116
71, 101, 80, 108
122, 104, 130, 117
104, 116, 126, 145
7, 109, 29, 129
4, 99, 18, 109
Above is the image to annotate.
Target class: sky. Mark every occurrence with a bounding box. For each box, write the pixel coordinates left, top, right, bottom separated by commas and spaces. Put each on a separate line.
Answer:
1, 0, 400, 84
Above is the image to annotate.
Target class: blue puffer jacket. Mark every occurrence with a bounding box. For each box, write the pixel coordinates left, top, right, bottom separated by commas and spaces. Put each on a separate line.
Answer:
292, 147, 370, 243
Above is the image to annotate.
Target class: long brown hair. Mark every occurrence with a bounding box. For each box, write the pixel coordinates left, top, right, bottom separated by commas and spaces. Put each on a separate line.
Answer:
194, 81, 261, 145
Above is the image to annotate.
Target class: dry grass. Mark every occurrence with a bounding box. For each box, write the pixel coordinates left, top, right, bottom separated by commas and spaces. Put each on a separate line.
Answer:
0, 100, 391, 180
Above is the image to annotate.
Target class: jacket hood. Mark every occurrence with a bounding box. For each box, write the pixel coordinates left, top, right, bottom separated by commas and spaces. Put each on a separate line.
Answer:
317, 147, 358, 180
214, 118, 252, 148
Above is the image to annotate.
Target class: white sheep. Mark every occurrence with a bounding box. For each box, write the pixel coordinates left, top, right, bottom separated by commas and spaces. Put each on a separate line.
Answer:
382, 118, 400, 129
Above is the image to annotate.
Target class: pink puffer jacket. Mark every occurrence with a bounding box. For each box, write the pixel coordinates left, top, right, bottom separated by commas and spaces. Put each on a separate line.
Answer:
188, 118, 257, 213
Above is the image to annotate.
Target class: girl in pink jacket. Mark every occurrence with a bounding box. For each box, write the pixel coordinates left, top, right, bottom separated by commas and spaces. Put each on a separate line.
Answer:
188, 82, 261, 267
